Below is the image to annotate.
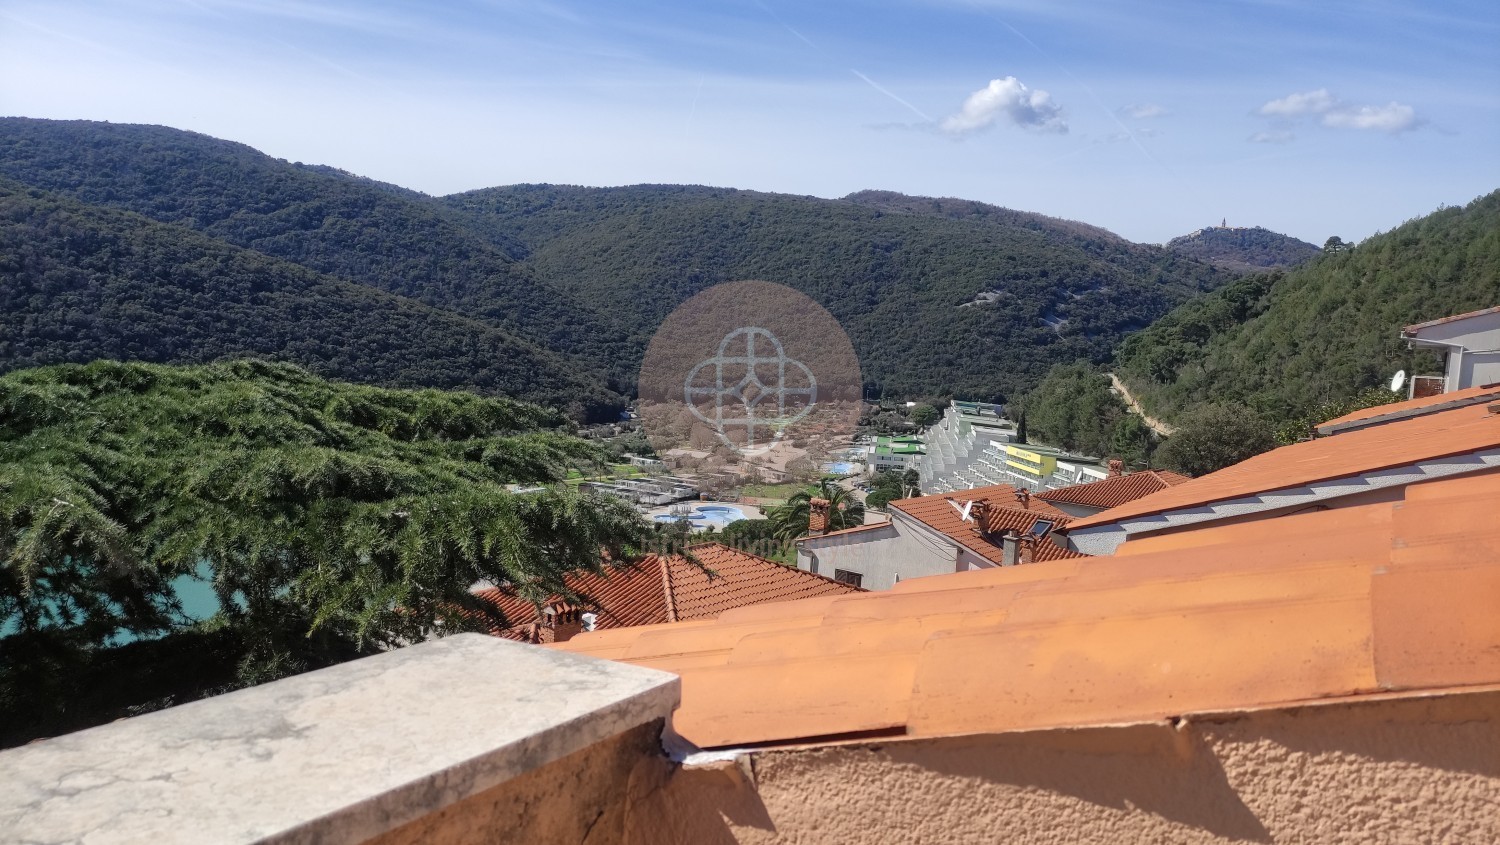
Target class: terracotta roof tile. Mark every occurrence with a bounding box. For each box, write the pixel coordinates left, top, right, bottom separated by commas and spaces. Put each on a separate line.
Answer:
555, 471, 1500, 749
472, 543, 860, 642
1036, 470, 1192, 510
667, 653, 918, 747
1403, 305, 1500, 333
667, 544, 863, 619
1316, 382, 1500, 433
887, 485, 1084, 565
1065, 401, 1500, 531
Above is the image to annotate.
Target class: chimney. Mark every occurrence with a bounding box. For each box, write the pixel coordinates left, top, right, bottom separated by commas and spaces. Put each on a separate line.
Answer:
548, 608, 583, 643
1000, 531, 1021, 566
808, 497, 831, 535
972, 499, 993, 538
1016, 488, 1030, 510
1107, 459, 1124, 478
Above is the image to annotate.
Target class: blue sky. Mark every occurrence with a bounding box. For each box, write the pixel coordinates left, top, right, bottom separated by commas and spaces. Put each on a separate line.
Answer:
2, 0, 1496, 243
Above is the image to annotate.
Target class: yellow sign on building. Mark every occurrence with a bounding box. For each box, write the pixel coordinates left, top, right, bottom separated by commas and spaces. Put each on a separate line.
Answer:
1003, 444, 1057, 479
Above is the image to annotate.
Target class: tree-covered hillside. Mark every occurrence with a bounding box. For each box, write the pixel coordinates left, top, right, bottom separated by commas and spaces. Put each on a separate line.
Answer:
0, 118, 1239, 408
445, 184, 1232, 401
1117, 190, 1500, 422
1165, 225, 1321, 273
0, 360, 648, 745
0, 118, 632, 394
0, 180, 621, 418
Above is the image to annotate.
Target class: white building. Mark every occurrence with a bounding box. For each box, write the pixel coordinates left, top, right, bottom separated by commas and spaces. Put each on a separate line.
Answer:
917, 402, 1106, 494
1402, 306, 1500, 396
795, 484, 1080, 591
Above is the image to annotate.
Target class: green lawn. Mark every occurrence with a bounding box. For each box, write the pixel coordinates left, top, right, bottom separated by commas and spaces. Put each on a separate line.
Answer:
564, 463, 645, 486
738, 482, 816, 500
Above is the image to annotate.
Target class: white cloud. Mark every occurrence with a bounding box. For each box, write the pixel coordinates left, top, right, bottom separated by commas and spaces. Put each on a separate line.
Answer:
1119, 103, 1167, 119
941, 76, 1066, 135
1255, 89, 1420, 137
1322, 102, 1418, 134
1258, 89, 1336, 117
1249, 130, 1295, 144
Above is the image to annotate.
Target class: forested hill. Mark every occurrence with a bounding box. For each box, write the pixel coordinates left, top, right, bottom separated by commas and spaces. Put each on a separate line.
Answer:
0, 118, 1237, 408
1116, 190, 1500, 422
0, 180, 621, 417
444, 184, 1233, 401
1165, 225, 1321, 273
0, 118, 631, 394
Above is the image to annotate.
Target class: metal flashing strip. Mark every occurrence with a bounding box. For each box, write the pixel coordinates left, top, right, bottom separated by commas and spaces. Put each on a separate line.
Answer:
1076, 448, 1500, 555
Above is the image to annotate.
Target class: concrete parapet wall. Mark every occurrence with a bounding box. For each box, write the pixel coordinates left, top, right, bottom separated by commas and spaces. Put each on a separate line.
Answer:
0, 634, 679, 845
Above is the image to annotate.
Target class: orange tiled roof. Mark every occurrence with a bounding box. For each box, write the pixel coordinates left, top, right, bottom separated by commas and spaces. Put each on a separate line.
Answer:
666, 543, 864, 618
1065, 400, 1500, 530
470, 543, 861, 641
1316, 382, 1500, 433
553, 471, 1500, 749
1035, 470, 1192, 510
887, 485, 1081, 565
1403, 305, 1500, 333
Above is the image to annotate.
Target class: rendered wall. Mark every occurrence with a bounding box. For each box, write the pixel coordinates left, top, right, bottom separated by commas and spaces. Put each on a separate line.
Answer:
631, 690, 1500, 844
798, 514, 957, 590
366, 720, 663, 845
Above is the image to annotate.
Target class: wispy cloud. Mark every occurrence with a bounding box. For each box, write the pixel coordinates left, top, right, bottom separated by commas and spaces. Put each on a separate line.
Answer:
1249, 130, 1296, 144
1258, 88, 1336, 117
1256, 88, 1420, 135
1118, 103, 1167, 119
1322, 102, 1418, 133
941, 76, 1066, 135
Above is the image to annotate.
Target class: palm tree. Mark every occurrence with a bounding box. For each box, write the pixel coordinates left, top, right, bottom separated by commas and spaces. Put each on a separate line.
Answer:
768, 479, 865, 541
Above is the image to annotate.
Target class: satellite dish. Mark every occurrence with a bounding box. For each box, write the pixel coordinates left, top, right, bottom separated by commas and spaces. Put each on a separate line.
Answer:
949, 499, 975, 522
1389, 370, 1407, 392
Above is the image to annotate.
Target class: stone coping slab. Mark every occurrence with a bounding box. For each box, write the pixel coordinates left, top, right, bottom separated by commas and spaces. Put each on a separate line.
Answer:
0, 634, 680, 845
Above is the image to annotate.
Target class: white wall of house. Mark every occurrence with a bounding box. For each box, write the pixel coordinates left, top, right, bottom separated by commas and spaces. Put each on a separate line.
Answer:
796, 513, 960, 590
1406, 309, 1500, 391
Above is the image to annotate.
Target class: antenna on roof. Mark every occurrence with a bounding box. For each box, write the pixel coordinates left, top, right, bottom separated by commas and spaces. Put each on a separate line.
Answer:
948, 499, 975, 522
1390, 370, 1407, 393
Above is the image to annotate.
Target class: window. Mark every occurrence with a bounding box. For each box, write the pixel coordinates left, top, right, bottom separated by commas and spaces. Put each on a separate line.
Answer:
833, 569, 864, 588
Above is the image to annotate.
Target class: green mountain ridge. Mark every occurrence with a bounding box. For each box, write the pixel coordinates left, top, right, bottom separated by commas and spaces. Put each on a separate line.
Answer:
1115, 190, 1500, 423
0, 179, 620, 417
0, 118, 1239, 409
443, 182, 1233, 401
1164, 225, 1321, 273
0, 118, 630, 392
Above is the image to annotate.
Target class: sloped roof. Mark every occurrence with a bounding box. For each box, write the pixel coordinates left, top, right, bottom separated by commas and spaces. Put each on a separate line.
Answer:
470, 543, 861, 641
1065, 400, 1500, 530
1403, 305, 1500, 334
1035, 470, 1192, 510
1316, 382, 1500, 434
887, 485, 1081, 565
666, 543, 864, 618
552, 471, 1500, 749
